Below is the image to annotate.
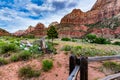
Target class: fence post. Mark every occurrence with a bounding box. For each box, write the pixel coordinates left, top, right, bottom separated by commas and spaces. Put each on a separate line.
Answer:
69, 54, 77, 75
80, 56, 88, 80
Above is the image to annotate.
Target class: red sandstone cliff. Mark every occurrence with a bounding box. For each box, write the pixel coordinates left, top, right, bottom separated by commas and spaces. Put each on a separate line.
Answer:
58, 0, 120, 38
61, 0, 120, 25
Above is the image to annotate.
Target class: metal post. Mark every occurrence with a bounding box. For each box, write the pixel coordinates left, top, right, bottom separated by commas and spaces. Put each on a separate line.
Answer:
80, 56, 88, 80
69, 54, 77, 75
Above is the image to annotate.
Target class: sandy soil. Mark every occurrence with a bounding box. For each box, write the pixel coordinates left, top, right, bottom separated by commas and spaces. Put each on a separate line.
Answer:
0, 52, 106, 80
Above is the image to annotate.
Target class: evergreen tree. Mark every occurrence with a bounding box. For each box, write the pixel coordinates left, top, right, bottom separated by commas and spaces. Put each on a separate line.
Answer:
47, 26, 58, 42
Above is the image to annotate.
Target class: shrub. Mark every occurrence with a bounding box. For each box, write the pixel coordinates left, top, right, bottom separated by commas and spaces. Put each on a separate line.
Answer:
29, 45, 42, 54
71, 39, 77, 42
94, 37, 111, 44
10, 55, 19, 62
46, 42, 57, 54
61, 45, 72, 51
113, 41, 120, 46
42, 59, 53, 71
0, 43, 18, 54
85, 34, 111, 44
0, 58, 8, 66
102, 61, 120, 73
19, 66, 40, 78
85, 34, 97, 43
61, 38, 71, 41
18, 51, 31, 61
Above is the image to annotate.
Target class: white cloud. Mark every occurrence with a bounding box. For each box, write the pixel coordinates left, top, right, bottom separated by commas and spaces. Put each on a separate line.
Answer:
0, 0, 97, 33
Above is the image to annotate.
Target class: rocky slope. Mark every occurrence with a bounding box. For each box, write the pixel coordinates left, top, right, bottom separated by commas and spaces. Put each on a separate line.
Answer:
0, 28, 10, 36
58, 0, 120, 38
14, 23, 46, 37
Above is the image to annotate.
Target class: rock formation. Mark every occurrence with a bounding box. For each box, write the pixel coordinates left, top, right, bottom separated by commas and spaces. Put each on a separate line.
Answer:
14, 30, 25, 36
58, 0, 120, 38
30, 23, 46, 37
0, 28, 10, 36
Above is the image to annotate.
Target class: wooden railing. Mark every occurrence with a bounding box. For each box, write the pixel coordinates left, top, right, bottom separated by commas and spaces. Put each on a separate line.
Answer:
68, 54, 120, 80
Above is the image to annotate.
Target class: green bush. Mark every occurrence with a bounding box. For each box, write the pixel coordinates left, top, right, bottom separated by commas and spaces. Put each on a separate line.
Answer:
0, 43, 18, 54
42, 59, 53, 71
18, 51, 31, 61
29, 45, 42, 54
19, 66, 40, 78
85, 34, 97, 43
85, 34, 111, 44
94, 37, 111, 44
61, 38, 71, 41
46, 42, 57, 54
61, 45, 72, 51
23, 34, 35, 39
0, 58, 8, 66
113, 41, 120, 46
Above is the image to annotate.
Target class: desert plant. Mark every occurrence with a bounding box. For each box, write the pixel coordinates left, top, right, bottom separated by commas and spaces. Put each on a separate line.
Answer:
46, 42, 57, 54
94, 37, 111, 44
61, 45, 72, 51
113, 41, 120, 46
19, 66, 40, 78
102, 61, 120, 73
42, 59, 53, 71
61, 38, 71, 41
0, 43, 19, 54
10, 55, 19, 62
85, 34, 97, 43
0, 58, 8, 66
18, 50, 31, 61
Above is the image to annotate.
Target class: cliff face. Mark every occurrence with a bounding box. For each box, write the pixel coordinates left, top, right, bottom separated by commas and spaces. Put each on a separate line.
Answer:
0, 28, 10, 36
14, 23, 46, 37
61, 0, 120, 25
31, 23, 46, 37
58, 0, 120, 38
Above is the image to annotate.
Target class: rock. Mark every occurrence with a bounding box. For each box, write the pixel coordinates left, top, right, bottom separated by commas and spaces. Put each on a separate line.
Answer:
0, 28, 10, 36
14, 30, 25, 36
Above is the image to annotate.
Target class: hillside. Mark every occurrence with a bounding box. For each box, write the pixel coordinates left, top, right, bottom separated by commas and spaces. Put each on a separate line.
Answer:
0, 28, 10, 36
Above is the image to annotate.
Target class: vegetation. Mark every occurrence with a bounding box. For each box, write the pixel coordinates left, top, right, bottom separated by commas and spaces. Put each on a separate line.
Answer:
47, 26, 58, 42
61, 45, 72, 51
46, 42, 57, 54
61, 45, 117, 56
61, 38, 71, 41
102, 61, 120, 73
19, 65, 40, 78
10, 50, 31, 62
42, 59, 53, 71
0, 43, 19, 54
85, 34, 111, 44
0, 58, 8, 66
113, 41, 120, 46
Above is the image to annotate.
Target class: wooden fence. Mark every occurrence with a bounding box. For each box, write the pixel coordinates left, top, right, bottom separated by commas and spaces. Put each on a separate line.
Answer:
68, 54, 120, 80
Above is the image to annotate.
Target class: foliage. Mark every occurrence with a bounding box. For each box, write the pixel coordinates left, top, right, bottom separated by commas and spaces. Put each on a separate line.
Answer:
19, 66, 40, 78
61, 45, 73, 51
85, 34, 111, 44
0, 43, 19, 54
85, 34, 96, 43
94, 37, 111, 44
102, 61, 120, 73
61, 38, 71, 41
46, 42, 57, 54
47, 26, 58, 41
22, 34, 35, 39
42, 59, 53, 71
113, 41, 120, 46
29, 45, 42, 54
0, 58, 8, 66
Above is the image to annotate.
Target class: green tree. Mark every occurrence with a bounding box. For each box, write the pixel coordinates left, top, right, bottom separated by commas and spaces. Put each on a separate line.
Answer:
47, 26, 58, 43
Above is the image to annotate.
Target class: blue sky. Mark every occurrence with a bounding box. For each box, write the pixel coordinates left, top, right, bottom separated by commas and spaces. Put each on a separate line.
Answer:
0, 0, 96, 33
